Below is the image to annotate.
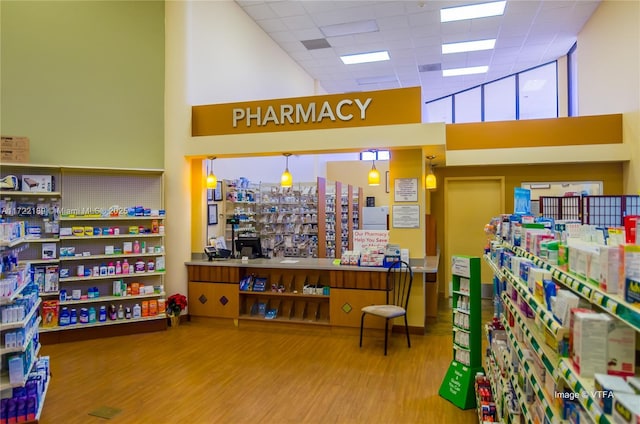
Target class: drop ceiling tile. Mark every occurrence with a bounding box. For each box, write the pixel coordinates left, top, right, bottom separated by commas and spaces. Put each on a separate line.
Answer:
255, 17, 289, 33
242, 3, 278, 20
268, 1, 308, 18
292, 28, 325, 40
282, 14, 318, 31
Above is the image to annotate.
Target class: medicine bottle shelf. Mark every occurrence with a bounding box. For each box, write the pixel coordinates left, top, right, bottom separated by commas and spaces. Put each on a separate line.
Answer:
0, 317, 42, 355
60, 216, 165, 221
239, 291, 329, 300
59, 292, 165, 306
59, 252, 163, 262
1, 299, 42, 330
39, 313, 167, 333
59, 270, 165, 282
0, 343, 41, 389
60, 234, 163, 240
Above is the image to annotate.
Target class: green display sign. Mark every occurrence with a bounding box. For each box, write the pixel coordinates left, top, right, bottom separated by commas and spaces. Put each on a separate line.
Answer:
439, 255, 483, 410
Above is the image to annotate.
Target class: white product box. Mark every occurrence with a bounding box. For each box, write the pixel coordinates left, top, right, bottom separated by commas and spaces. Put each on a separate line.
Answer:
572, 311, 610, 378
21, 175, 54, 192
627, 377, 640, 394
606, 319, 636, 377
594, 373, 635, 414
528, 267, 551, 295
123, 241, 133, 254
624, 245, 640, 305
612, 393, 640, 424
600, 245, 620, 293
42, 243, 56, 259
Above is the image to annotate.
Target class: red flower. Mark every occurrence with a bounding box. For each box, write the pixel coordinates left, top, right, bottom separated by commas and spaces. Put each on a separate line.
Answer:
167, 293, 187, 315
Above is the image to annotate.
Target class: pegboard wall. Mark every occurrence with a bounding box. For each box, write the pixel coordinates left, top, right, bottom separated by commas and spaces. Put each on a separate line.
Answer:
60, 169, 163, 213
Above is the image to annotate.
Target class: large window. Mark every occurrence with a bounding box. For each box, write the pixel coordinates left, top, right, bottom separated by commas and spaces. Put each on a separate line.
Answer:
484, 76, 516, 121
425, 60, 559, 123
518, 62, 558, 120
453, 87, 481, 123
568, 43, 578, 116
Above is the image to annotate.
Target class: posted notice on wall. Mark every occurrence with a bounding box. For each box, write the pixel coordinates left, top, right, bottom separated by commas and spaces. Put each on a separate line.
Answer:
394, 178, 418, 202
353, 230, 389, 252
392, 205, 420, 228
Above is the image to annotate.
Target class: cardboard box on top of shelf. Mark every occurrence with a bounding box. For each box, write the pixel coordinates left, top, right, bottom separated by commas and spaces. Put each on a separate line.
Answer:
1, 136, 30, 163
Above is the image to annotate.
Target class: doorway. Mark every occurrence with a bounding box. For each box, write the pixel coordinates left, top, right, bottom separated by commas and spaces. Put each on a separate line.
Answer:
444, 177, 505, 297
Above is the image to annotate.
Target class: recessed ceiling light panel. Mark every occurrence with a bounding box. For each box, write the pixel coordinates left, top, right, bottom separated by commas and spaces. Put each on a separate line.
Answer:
442, 65, 489, 76
440, 1, 506, 23
340, 51, 390, 65
442, 39, 496, 54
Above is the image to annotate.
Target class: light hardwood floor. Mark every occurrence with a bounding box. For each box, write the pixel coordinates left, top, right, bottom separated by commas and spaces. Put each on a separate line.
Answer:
38, 301, 492, 424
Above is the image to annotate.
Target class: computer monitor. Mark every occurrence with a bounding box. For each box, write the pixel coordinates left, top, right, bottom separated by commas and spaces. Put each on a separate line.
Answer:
234, 237, 263, 259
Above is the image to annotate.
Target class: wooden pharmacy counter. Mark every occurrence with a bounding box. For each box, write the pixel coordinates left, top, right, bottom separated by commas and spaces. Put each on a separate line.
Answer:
185, 256, 439, 329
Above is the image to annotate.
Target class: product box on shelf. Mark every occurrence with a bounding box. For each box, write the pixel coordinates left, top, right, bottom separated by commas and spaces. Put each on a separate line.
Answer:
606, 319, 636, 377
571, 310, 610, 378
594, 374, 635, 414
600, 245, 621, 294
612, 393, 640, 424
21, 175, 54, 193
41, 300, 59, 328
623, 244, 640, 305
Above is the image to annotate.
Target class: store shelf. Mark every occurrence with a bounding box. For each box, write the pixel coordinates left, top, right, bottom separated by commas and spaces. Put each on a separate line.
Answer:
59, 252, 163, 262
502, 267, 568, 341
0, 317, 42, 355
0, 342, 41, 389
60, 216, 164, 221
454, 307, 470, 315
1, 299, 42, 330
238, 314, 330, 326
452, 290, 470, 296
239, 291, 328, 299
39, 313, 166, 333
483, 254, 504, 279
34, 376, 51, 422
504, 321, 562, 423
0, 191, 61, 197
0, 279, 32, 306
0, 237, 27, 248
505, 243, 640, 334
60, 233, 162, 240
23, 238, 60, 243
484, 355, 506, 424
60, 292, 165, 306
20, 258, 60, 266
501, 294, 559, 376
556, 358, 612, 424
59, 270, 165, 282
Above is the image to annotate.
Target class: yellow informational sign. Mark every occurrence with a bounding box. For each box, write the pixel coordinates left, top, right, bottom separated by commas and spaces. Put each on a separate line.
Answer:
192, 87, 421, 136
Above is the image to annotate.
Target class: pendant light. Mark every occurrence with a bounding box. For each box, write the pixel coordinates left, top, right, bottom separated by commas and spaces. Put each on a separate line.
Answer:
281, 153, 293, 188
367, 150, 380, 186
205, 156, 217, 189
425, 155, 437, 190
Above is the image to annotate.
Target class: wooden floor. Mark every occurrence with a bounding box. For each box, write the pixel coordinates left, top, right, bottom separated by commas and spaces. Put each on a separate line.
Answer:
38, 300, 493, 424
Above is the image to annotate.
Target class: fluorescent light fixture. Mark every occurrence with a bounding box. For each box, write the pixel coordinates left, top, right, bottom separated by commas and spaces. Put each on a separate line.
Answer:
440, 1, 506, 23
522, 79, 547, 91
340, 51, 390, 65
442, 39, 496, 54
442, 65, 489, 77
320, 19, 379, 37
377, 150, 390, 160
361, 151, 376, 161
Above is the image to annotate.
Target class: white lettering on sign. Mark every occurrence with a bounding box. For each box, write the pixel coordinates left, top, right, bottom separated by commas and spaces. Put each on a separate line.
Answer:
231, 97, 373, 128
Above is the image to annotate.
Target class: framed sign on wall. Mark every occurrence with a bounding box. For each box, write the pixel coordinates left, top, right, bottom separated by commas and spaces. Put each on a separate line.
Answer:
394, 178, 418, 202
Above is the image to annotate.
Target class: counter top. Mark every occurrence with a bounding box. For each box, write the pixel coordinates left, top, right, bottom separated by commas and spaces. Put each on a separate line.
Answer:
186, 254, 439, 274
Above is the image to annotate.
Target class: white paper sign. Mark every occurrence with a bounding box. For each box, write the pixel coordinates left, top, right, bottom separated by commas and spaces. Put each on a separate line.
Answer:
451, 256, 471, 278
394, 178, 418, 202
392, 205, 420, 228
353, 230, 389, 252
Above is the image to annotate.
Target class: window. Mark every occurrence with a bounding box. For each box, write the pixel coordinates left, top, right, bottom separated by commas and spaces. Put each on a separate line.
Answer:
568, 43, 578, 116
360, 150, 390, 161
453, 87, 482, 123
518, 62, 558, 120
484, 76, 516, 121
424, 97, 453, 123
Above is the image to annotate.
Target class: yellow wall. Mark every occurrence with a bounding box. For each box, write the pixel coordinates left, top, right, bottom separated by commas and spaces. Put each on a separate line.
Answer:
326, 160, 390, 206
1, 1, 165, 168
431, 162, 624, 293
